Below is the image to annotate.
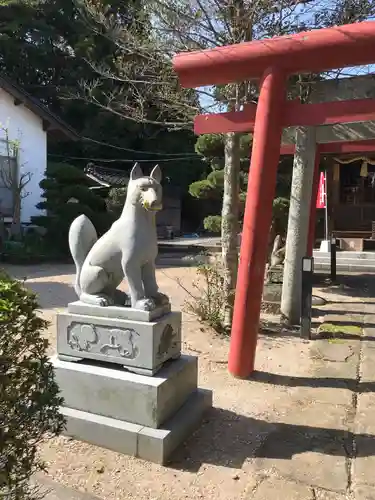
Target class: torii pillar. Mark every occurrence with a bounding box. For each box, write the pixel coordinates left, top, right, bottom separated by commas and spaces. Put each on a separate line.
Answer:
173, 22, 375, 378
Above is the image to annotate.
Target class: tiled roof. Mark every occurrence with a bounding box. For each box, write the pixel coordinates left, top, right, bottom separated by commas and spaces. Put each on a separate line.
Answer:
84, 163, 181, 197
84, 163, 128, 187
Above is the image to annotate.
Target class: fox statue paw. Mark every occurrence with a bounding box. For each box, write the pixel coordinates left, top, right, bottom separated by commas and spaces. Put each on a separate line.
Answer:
135, 298, 156, 311
79, 293, 114, 307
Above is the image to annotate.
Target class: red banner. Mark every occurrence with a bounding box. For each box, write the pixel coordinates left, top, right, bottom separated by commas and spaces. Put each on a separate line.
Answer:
316, 172, 326, 209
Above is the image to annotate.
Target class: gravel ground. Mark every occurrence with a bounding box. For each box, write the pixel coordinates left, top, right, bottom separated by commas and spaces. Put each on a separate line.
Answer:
3, 263, 357, 500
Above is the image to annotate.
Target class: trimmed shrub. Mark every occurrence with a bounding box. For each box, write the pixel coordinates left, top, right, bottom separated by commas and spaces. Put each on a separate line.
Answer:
31, 162, 114, 255
0, 272, 65, 499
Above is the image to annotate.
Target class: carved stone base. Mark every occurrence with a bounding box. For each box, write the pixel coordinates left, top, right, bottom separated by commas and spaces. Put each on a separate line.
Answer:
52, 354, 212, 464
56, 309, 181, 376
266, 264, 284, 284
52, 355, 198, 428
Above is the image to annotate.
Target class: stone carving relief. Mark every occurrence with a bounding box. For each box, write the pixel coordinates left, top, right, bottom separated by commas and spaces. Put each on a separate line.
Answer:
100, 329, 139, 359
67, 322, 140, 360
67, 324, 98, 352
157, 324, 178, 359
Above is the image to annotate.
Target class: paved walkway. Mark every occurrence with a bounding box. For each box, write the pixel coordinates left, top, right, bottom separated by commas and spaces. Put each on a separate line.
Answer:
32, 475, 101, 500
252, 273, 375, 500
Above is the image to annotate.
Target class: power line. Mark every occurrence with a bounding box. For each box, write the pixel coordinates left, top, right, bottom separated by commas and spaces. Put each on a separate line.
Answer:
47, 153, 202, 163
48, 153, 252, 163
81, 136, 203, 158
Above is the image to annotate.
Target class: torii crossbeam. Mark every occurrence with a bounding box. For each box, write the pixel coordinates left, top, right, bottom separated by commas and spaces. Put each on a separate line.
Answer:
173, 21, 375, 378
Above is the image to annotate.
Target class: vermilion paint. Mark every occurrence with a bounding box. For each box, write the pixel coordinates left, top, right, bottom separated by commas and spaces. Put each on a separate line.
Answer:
174, 22, 375, 87
173, 21, 375, 378
228, 68, 286, 378
307, 151, 322, 257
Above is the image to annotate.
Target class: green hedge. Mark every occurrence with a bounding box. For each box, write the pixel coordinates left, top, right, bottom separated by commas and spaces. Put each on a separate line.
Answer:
0, 272, 65, 499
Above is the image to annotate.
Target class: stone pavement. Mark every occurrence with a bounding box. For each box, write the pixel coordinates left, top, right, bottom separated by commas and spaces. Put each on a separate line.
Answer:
32, 474, 101, 500
249, 273, 375, 500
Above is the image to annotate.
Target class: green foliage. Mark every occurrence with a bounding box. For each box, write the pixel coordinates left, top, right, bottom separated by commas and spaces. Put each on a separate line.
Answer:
31, 162, 113, 255
189, 179, 216, 199
1, 231, 65, 264
190, 131, 292, 235
0, 271, 65, 499
183, 260, 231, 334
206, 169, 224, 189
0, 0, 204, 210
189, 133, 253, 231
106, 186, 127, 218
204, 215, 222, 234
272, 197, 290, 235
195, 134, 224, 158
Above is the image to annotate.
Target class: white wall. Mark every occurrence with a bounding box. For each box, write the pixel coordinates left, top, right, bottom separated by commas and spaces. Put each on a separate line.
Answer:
0, 88, 46, 222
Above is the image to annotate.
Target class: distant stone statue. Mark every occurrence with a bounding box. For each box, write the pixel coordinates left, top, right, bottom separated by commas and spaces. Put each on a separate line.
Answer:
265, 234, 286, 284
270, 234, 286, 268
68, 163, 169, 311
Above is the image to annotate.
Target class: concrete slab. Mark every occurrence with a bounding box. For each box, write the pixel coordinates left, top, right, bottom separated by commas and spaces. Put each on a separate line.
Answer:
31, 475, 102, 500
359, 349, 375, 383
314, 491, 350, 500
310, 341, 359, 363
61, 406, 142, 457
251, 477, 314, 500
309, 350, 359, 381
56, 310, 182, 375
352, 484, 375, 500
62, 389, 212, 465
53, 355, 198, 428
255, 402, 351, 492
255, 449, 348, 492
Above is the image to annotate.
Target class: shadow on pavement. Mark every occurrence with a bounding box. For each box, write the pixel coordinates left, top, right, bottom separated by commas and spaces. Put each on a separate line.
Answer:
24, 281, 77, 309
252, 370, 374, 392
2, 263, 75, 280
171, 406, 375, 472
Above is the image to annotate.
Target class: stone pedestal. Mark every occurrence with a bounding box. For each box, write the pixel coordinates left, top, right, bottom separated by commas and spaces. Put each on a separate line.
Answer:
320, 239, 331, 252
53, 355, 212, 464
265, 264, 284, 284
54, 302, 212, 464
56, 302, 181, 376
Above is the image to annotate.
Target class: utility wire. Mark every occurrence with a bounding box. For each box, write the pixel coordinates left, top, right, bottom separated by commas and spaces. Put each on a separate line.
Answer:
48, 153, 252, 163
81, 136, 203, 158
47, 153, 202, 163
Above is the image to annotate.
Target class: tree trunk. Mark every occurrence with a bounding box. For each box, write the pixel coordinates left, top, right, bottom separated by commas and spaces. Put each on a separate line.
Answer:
221, 131, 241, 330
10, 194, 22, 239
281, 126, 317, 325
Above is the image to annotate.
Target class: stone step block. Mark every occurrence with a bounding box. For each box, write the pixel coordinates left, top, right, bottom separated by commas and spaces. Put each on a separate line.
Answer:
61, 388, 212, 465
53, 355, 197, 429
56, 310, 181, 376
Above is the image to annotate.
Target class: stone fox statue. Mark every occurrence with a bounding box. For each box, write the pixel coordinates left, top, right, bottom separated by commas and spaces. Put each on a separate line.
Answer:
68, 163, 169, 311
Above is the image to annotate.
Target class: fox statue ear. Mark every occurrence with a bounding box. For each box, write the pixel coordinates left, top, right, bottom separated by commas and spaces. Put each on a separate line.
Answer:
150, 164, 162, 183
130, 162, 143, 181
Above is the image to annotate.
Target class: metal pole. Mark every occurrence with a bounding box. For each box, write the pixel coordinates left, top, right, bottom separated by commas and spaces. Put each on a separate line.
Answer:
307, 150, 321, 257
324, 170, 329, 242
330, 236, 337, 283
301, 256, 314, 339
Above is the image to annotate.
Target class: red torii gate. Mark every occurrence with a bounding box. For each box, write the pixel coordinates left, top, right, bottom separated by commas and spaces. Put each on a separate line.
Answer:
173, 22, 375, 378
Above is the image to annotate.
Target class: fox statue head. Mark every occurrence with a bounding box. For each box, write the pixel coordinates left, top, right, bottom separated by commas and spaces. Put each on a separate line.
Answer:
127, 162, 163, 212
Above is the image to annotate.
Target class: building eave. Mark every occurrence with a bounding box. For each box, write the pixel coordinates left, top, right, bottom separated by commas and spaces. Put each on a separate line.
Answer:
0, 76, 80, 141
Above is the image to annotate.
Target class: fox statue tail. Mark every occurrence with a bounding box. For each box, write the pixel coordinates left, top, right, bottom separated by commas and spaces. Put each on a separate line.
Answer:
68, 214, 98, 296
